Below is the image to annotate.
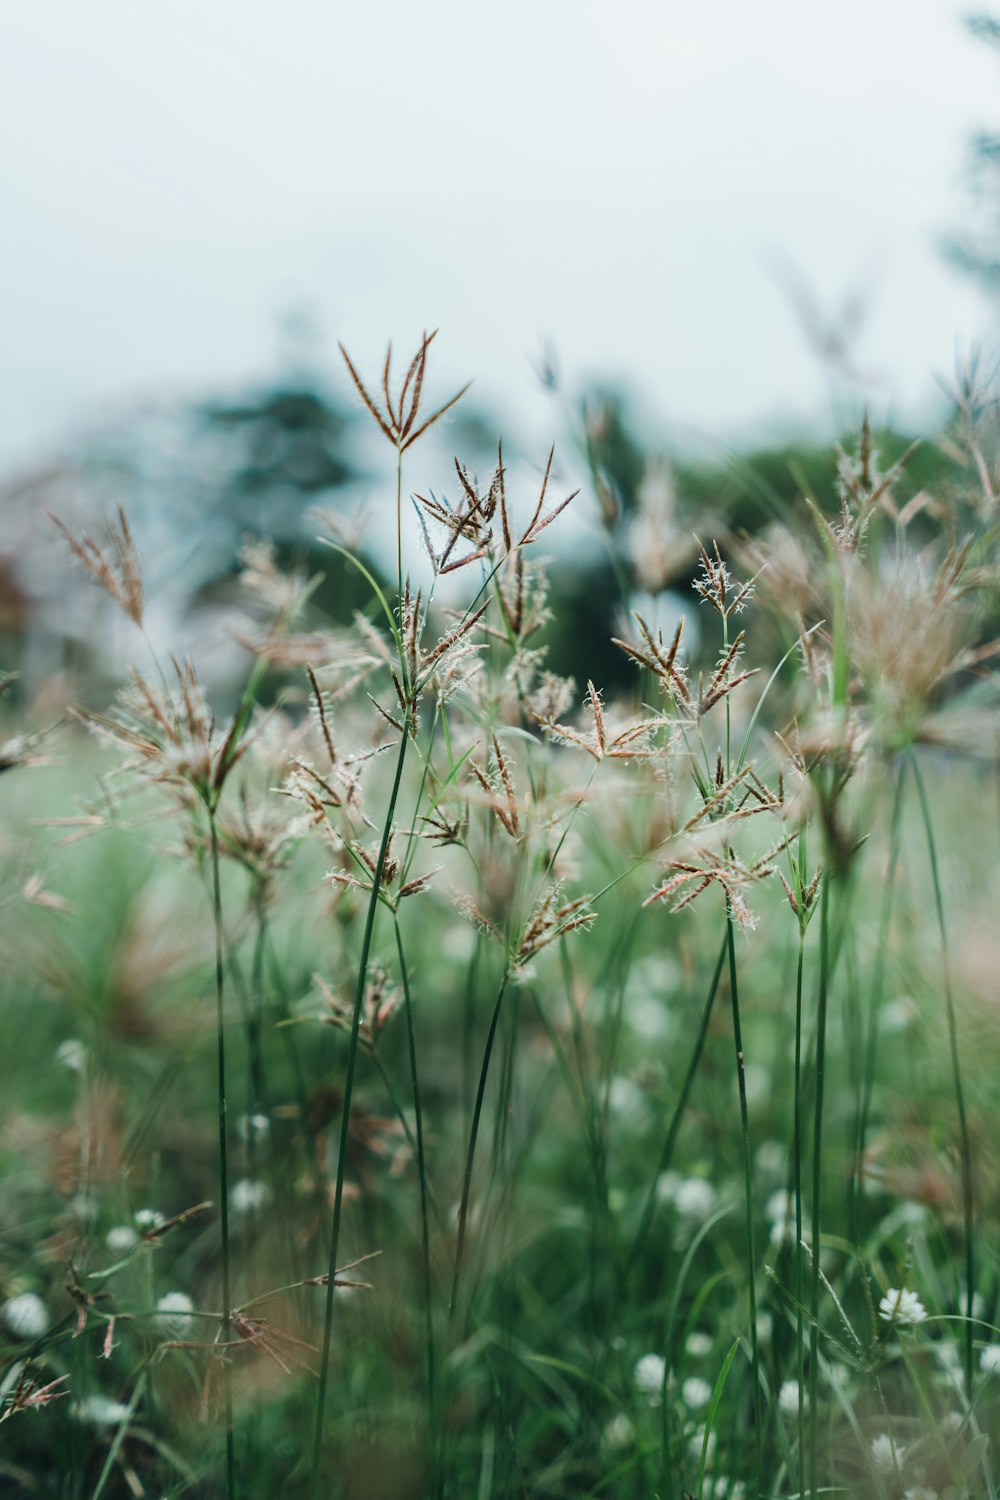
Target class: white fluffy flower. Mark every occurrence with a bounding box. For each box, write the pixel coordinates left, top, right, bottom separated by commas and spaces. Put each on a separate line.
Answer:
229, 1179, 272, 1215
134, 1208, 164, 1231
673, 1178, 716, 1219
682, 1376, 712, 1410
2, 1293, 50, 1340
903, 1488, 938, 1500
878, 1287, 927, 1327
106, 1225, 139, 1254
154, 1291, 194, 1337
981, 1343, 1000, 1373
778, 1379, 805, 1415
871, 1433, 906, 1473
633, 1353, 666, 1402
55, 1038, 87, 1072
73, 1394, 130, 1426
601, 1412, 635, 1452
686, 1331, 713, 1358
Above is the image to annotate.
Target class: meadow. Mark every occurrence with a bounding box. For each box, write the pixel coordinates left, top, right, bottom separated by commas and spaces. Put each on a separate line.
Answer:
1, 334, 999, 1499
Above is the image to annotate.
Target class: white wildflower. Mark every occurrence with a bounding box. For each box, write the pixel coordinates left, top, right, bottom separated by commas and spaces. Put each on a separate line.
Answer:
154, 1291, 194, 1337
903, 1488, 938, 1500
682, 1376, 712, 1409
878, 1287, 927, 1327
871, 1433, 906, 1473
134, 1208, 164, 1231
673, 1178, 716, 1220
2, 1293, 50, 1340
229, 1179, 272, 1215
981, 1343, 1000, 1373
686, 1331, 713, 1358
105, 1225, 139, 1254
55, 1039, 87, 1072
236, 1112, 270, 1141
601, 1412, 635, 1451
73, 1394, 130, 1426
688, 1427, 716, 1465
767, 1188, 797, 1244
633, 1353, 666, 1403
778, 1379, 805, 1415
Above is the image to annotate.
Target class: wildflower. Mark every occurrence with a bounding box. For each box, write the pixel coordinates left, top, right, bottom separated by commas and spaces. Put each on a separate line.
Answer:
767, 1188, 797, 1244
688, 1427, 716, 1466
633, 1353, 666, 1403
230, 1179, 272, 1215
2, 1294, 50, 1340
682, 1376, 712, 1409
672, 1177, 717, 1220
134, 1209, 165, 1231
878, 1287, 927, 1327
601, 1412, 635, 1452
55, 1039, 87, 1072
981, 1343, 1000, 1373
73, 1393, 131, 1426
154, 1292, 194, 1337
686, 1331, 713, 1358
778, 1379, 805, 1415
871, 1433, 906, 1473
903, 1489, 938, 1500
236, 1112, 270, 1141
105, 1225, 139, 1254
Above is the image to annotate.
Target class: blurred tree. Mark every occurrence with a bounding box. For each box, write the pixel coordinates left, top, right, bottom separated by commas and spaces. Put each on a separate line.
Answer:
945, 14, 1000, 291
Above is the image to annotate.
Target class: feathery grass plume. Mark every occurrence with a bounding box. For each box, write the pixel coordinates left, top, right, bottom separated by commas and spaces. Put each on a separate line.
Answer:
77, 657, 252, 812
338, 331, 471, 454
51, 505, 144, 627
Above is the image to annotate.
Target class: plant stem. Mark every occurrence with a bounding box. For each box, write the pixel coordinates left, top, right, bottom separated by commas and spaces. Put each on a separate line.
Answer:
809, 873, 830, 1500
850, 760, 906, 1244
626, 932, 727, 1274
727, 907, 763, 1498
793, 930, 805, 1498
450, 972, 510, 1325
910, 748, 974, 1397
394, 915, 436, 1419
309, 722, 410, 1498
208, 810, 236, 1500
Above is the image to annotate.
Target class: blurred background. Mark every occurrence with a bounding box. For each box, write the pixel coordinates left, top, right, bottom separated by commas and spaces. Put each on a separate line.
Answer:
3, 0, 1000, 699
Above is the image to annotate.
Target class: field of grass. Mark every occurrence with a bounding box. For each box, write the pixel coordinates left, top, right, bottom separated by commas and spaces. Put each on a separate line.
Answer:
2, 337, 999, 1499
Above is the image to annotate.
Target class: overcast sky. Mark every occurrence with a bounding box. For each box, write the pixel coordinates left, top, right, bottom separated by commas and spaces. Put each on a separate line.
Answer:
2, 0, 999, 470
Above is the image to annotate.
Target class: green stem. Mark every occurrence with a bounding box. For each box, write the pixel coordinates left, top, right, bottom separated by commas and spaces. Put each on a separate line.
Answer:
309, 722, 410, 1497
394, 915, 436, 1419
793, 931, 805, 1498
626, 933, 727, 1274
208, 811, 236, 1500
450, 972, 510, 1325
727, 908, 763, 1497
850, 760, 906, 1245
809, 874, 830, 1500
910, 748, 974, 1397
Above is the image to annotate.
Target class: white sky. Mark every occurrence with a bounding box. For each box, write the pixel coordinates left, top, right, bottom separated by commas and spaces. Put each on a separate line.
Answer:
2, 0, 998, 469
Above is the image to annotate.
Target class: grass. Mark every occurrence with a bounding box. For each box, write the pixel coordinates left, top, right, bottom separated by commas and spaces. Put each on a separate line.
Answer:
1, 337, 999, 1499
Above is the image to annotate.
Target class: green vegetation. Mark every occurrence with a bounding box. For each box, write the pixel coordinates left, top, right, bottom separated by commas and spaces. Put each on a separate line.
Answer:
1, 334, 999, 1499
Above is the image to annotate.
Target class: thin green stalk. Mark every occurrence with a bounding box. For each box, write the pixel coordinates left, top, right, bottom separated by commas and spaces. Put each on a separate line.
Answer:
809, 874, 830, 1500
793, 931, 805, 1497
910, 748, 974, 1396
625, 933, 728, 1274
208, 811, 236, 1500
850, 760, 906, 1244
450, 971, 510, 1324
394, 915, 435, 1418
727, 909, 763, 1498
309, 722, 410, 1498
